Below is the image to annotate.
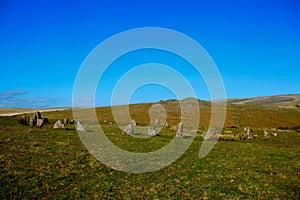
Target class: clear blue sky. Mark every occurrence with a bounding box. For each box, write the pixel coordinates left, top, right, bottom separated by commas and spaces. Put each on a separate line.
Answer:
0, 0, 299, 108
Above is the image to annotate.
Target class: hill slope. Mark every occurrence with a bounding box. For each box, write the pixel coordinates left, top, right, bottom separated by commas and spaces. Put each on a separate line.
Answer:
225, 94, 300, 109
91, 98, 300, 129
1, 94, 299, 129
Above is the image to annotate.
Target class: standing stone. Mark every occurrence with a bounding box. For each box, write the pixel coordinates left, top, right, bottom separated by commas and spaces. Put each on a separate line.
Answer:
36, 111, 42, 119
36, 118, 44, 128
131, 119, 137, 126
29, 117, 35, 126
204, 128, 213, 140
176, 122, 184, 138
29, 114, 37, 126
63, 118, 69, 125
147, 126, 156, 136
154, 118, 159, 128
264, 130, 270, 138
18, 115, 27, 125
246, 127, 254, 139
204, 128, 218, 140
164, 122, 169, 128
54, 120, 65, 129
123, 123, 134, 134
76, 121, 87, 132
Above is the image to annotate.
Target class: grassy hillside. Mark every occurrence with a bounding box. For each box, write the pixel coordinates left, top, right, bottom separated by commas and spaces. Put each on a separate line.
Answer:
1, 100, 300, 129
1, 102, 300, 198
0, 113, 299, 198
91, 100, 300, 129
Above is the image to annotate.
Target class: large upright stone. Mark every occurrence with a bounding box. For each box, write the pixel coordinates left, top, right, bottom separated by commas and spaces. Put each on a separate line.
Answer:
36, 111, 42, 119
63, 118, 69, 125
29, 114, 37, 126
36, 118, 44, 128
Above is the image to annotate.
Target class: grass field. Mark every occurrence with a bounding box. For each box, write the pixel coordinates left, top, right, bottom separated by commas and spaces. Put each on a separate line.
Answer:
1, 103, 300, 199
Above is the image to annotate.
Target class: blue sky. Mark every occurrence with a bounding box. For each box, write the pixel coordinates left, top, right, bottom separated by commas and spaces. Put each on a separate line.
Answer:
0, 0, 299, 108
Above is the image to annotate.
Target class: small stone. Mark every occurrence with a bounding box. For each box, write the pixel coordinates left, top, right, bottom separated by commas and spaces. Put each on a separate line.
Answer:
264, 130, 270, 138
176, 122, 183, 138
147, 126, 156, 136
154, 119, 159, 127
164, 122, 169, 128
123, 123, 134, 134
29, 114, 37, 126
54, 120, 65, 129
76, 121, 86, 132
131, 119, 137, 126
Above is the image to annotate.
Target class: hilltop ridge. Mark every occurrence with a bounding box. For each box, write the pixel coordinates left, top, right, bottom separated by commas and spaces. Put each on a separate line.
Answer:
224, 94, 300, 109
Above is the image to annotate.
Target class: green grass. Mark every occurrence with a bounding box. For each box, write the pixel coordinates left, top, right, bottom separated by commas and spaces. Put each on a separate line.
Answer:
1, 111, 300, 199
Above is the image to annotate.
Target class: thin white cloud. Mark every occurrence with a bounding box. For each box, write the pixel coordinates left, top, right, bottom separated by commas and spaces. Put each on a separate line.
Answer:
0, 89, 67, 108
0, 90, 28, 99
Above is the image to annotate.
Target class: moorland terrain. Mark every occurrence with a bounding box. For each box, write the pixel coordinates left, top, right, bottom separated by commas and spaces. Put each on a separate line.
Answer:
1, 94, 299, 198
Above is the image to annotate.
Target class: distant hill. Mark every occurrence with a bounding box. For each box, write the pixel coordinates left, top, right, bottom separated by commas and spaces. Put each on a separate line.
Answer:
1, 94, 299, 129
92, 95, 300, 129
219, 94, 300, 109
